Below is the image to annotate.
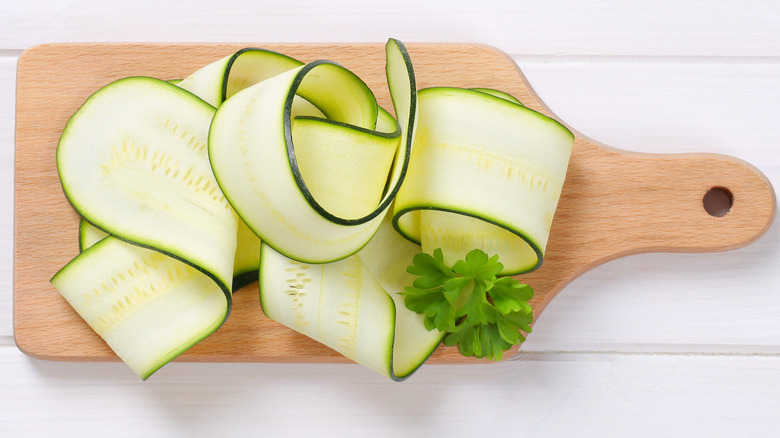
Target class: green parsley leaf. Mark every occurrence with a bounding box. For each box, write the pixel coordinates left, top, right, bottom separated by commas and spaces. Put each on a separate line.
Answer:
488, 278, 533, 314
407, 249, 452, 289
402, 248, 534, 361
402, 285, 456, 332
452, 250, 503, 279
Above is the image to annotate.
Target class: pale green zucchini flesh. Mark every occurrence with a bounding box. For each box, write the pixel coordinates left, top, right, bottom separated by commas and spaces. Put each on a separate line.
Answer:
174, 48, 305, 287
470, 87, 524, 105
258, 216, 444, 381
177, 47, 304, 107
78, 218, 108, 251
393, 87, 574, 275
291, 115, 399, 220
57, 76, 238, 291
79, 217, 259, 291
355, 214, 447, 378
259, 243, 396, 377
52, 237, 228, 380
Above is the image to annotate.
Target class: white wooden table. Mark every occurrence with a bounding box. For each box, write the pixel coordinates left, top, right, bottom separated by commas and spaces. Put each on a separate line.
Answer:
3, 1, 780, 436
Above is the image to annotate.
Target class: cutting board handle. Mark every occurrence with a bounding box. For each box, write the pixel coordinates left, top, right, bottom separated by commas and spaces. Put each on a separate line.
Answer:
548, 138, 777, 271
530, 137, 777, 316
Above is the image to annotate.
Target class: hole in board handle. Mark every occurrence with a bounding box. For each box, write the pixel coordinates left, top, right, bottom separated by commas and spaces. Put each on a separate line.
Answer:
703, 187, 733, 217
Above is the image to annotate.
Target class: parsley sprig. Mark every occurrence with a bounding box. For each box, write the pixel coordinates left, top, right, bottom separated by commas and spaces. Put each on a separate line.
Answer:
402, 248, 534, 361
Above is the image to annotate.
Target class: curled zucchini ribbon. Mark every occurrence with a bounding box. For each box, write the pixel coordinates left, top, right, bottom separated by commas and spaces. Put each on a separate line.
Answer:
393, 87, 574, 275
208, 43, 413, 264
211, 39, 442, 380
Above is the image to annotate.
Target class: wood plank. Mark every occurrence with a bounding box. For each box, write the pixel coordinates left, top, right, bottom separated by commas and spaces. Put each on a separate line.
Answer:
519, 61, 780, 161
2, 344, 780, 436
0, 56, 17, 338
2, 0, 780, 57
12, 43, 776, 366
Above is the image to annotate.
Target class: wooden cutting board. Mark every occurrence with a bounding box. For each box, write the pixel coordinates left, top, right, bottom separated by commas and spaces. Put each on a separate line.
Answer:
13, 42, 776, 366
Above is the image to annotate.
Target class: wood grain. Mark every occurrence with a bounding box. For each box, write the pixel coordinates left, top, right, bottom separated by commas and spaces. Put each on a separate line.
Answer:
13, 43, 776, 365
